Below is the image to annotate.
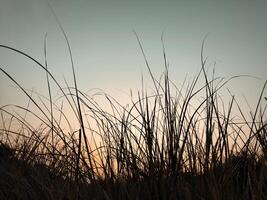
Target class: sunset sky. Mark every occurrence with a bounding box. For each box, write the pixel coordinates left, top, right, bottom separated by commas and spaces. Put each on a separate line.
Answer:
0, 0, 266, 110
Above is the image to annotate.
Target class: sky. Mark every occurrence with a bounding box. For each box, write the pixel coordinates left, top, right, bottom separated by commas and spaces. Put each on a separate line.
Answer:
0, 0, 266, 113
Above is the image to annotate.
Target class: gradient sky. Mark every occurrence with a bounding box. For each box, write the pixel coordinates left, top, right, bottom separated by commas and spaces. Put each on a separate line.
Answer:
0, 0, 266, 110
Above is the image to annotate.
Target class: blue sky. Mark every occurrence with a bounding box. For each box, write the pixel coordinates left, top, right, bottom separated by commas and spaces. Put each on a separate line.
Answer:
0, 0, 266, 109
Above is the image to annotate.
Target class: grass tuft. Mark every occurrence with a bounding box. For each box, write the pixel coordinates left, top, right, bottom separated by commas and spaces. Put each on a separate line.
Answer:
0, 38, 267, 199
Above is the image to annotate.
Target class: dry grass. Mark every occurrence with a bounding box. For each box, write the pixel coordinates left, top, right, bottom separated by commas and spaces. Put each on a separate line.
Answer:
0, 36, 266, 199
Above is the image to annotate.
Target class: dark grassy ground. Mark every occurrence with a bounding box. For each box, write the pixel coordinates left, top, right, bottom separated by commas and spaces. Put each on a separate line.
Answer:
1, 142, 267, 200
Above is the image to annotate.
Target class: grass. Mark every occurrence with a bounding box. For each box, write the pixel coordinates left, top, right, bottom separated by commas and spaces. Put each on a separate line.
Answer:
0, 35, 266, 200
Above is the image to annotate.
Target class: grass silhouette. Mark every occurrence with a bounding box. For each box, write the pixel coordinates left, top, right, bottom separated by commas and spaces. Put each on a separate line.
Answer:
0, 36, 266, 199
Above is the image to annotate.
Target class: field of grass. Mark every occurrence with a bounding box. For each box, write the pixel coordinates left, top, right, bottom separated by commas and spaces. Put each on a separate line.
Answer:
0, 37, 266, 199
